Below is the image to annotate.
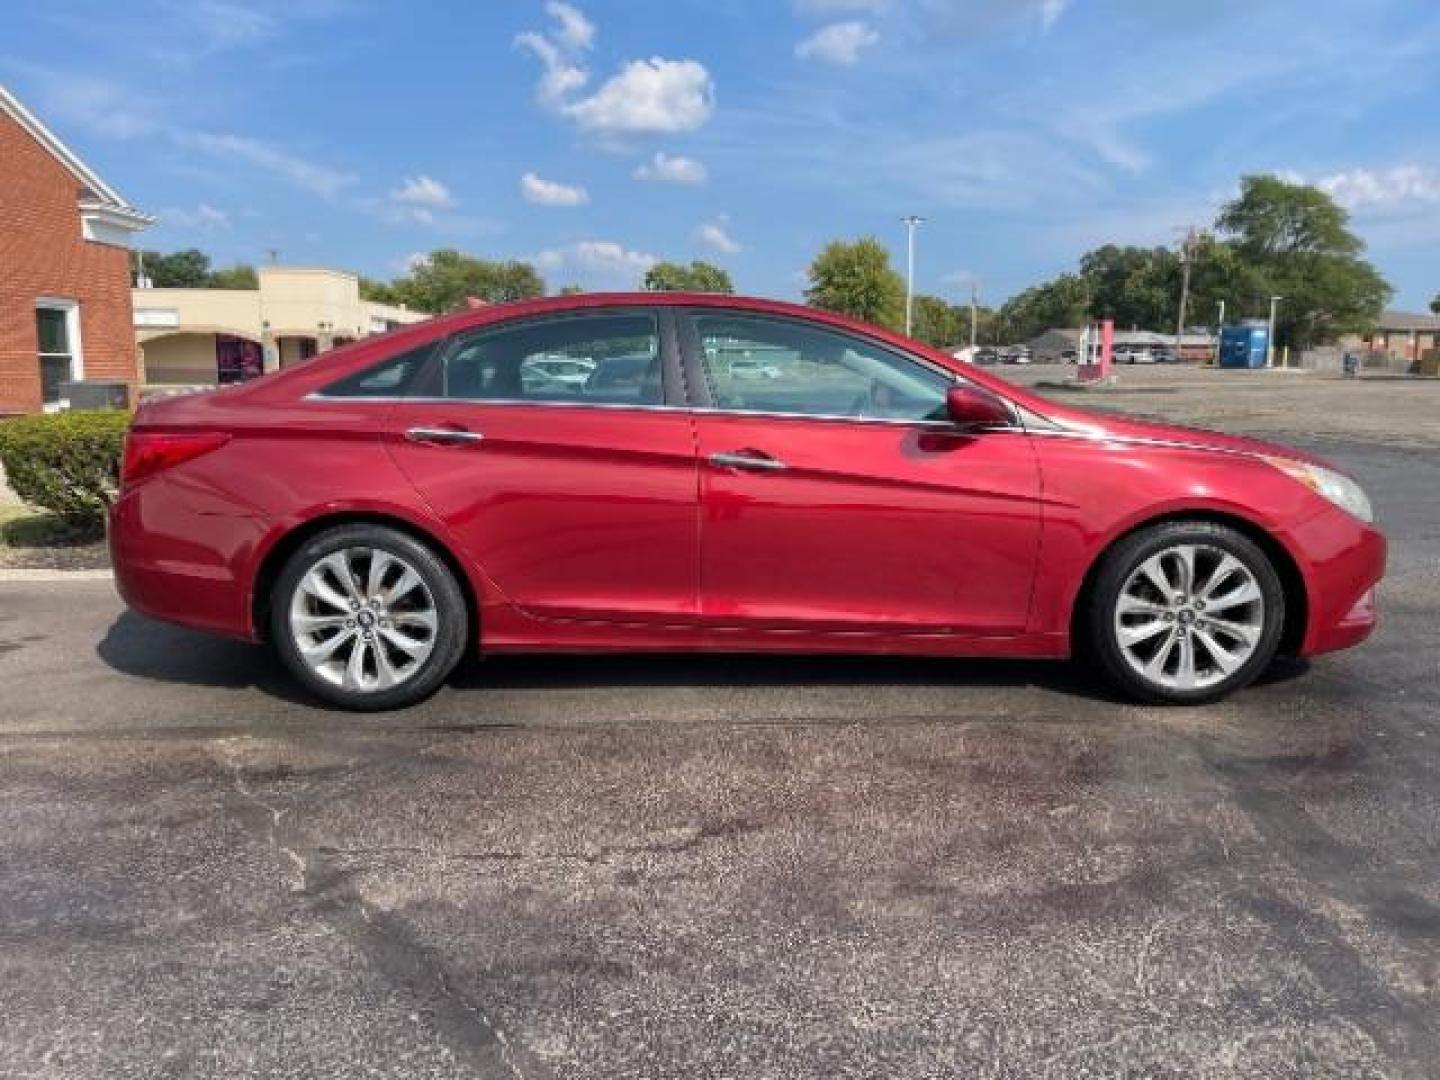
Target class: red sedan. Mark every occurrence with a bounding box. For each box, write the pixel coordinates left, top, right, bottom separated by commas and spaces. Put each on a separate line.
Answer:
110, 294, 1385, 710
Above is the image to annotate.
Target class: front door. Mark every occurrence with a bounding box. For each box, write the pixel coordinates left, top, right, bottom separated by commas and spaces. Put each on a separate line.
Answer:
386, 309, 701, 624
683, 311, 1042, 635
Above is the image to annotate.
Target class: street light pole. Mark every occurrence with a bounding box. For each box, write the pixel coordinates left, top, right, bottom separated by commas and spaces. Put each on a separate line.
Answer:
1174, 226, 1195, 362
1214, 299, 1225, 365
1266, 295, 1283, 368
901, 216, 925, 336
970, 280, 979, 348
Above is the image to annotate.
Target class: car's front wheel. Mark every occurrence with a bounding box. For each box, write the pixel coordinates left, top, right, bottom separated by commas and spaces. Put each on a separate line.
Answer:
1086, 522, 1285, 704
271, 524, 468, 711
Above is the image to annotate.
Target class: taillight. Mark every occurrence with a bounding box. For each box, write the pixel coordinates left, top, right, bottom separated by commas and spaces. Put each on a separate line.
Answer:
121, 431, 231, 487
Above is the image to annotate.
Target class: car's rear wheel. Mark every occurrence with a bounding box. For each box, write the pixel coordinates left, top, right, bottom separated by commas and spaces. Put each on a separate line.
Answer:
1086, 521, 1285, 704
271, 524, 468, 711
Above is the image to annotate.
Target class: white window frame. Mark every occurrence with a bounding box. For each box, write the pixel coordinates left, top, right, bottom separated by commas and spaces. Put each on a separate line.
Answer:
35, 297, 84, 412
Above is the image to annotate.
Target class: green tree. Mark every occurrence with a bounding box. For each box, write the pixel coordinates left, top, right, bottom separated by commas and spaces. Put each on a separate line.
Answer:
999, 274, 1091, 342
1215, 174, 1391, 346
557, 283, 585, 295
139, 249, 212, 288
385, 250, 546, 313
910, 294, 965, 347
358, 276, 399, 304
1430, 293, 1439, 316
207, 263, 258, 289
1079, 245, 1180, 330
642, 260, 734, 293
805, 237, 906, 330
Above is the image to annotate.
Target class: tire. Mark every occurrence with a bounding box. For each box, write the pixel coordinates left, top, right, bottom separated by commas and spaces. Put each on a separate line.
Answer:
1084, 521, 1285, 705
270, 523, 469, 711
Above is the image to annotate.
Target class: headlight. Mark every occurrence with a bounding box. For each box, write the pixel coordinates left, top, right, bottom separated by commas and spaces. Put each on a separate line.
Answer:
1265, 457, 1374, 523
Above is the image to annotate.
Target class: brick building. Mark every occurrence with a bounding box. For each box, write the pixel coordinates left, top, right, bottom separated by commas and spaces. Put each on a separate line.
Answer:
1, 83, 151, 414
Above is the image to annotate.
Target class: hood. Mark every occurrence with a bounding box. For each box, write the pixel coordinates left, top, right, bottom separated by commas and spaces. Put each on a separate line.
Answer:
1019, 393, 1332, 468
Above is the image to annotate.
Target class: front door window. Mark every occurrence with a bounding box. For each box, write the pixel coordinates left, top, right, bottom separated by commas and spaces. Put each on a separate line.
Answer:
693, 314, 951, 421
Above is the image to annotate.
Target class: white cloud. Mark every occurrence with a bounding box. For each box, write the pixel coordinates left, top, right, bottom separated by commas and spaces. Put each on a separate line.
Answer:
185, 0, 278, 51
185, 132, 355, 197
546, 1, 595, 51
160, 203, 231, 230
1313, 166, 1440, 210
563, 58, 715, 135
10, 67, 160, 140
696, 219, 740, 254
389, 175, 455, 209
796, 21, 879, 65
1039, 0, 1071, 32
521, 171, 590, 206
634, 152, 708, 184
515, 3, 594, 107
515, 30, 589, 106
517, 5, 714, 136
535, 240, 658, 284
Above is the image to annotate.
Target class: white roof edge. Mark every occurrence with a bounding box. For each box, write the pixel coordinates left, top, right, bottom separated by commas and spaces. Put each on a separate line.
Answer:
0, 81, 140, 212
78, 199, 156, 230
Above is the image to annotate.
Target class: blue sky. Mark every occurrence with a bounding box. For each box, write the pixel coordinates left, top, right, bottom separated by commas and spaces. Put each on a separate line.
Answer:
5, 0, 1439, 310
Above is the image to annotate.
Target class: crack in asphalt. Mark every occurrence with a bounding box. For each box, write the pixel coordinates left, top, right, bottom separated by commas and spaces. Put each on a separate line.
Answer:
314, 817, 764, 868
215, 739, 541, 1080
1198, 739, 1440, 1077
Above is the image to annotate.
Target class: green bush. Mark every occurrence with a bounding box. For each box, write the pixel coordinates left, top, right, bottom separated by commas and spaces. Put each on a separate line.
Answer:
0, 411, 131, 528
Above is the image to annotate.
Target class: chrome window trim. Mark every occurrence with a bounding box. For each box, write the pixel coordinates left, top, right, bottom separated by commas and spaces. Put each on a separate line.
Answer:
303, 393, 690, 413
684, 404, 1024, 432
301, 392, 1025, 432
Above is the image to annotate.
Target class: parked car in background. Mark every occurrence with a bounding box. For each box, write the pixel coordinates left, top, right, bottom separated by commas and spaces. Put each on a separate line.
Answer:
110, 293, 1385, 711
519, 355, 595, 394
726, 355, 783, 380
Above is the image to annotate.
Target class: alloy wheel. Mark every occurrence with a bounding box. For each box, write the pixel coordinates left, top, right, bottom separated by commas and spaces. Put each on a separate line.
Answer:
288, 546, 439, 693
1112, 543, 1265, 693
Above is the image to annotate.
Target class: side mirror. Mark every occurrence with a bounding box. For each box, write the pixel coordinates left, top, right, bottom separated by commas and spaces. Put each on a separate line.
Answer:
946, 385, 1013, 428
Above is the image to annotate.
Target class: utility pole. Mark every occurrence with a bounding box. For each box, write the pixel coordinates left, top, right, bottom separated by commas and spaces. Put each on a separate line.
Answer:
1266, 295, 1284, 368
1214, 299, 1225, 365
901, 216, 925, 336
969, 280, 979, 348
1175, 226, 1196, 361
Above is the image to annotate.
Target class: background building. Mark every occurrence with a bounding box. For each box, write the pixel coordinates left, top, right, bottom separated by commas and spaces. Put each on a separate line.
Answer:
1344, 310, 1440, 362
0, 84, 151, 414
134, 266, 428, 387
1027, 328, 1217, 363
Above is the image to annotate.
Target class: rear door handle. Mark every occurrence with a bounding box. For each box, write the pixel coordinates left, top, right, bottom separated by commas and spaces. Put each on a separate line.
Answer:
405, 426, 484, 447
708, 450, 787, 472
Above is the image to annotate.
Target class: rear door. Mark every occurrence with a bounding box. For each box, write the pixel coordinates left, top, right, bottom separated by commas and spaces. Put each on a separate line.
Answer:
681, 310, 1042, 635
383, 308, 701, 624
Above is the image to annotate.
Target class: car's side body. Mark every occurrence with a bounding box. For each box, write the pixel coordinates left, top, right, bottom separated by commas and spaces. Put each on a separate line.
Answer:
110, 292, 1384, 666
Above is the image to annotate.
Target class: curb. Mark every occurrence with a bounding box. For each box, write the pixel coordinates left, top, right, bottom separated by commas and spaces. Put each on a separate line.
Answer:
0, 568, 114, 583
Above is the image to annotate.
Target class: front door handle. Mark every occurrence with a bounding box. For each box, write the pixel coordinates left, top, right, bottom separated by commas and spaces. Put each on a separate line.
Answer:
405, 426, 484, 447
708, 450, 787, 472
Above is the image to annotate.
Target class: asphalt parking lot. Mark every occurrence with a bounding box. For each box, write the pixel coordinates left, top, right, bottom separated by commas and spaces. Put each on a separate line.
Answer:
2, 368, 1438, 1078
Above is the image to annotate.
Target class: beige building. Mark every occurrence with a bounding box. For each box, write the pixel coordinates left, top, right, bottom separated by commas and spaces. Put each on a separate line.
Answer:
1343, 310, 1440, 362
134, 266, 428, 387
